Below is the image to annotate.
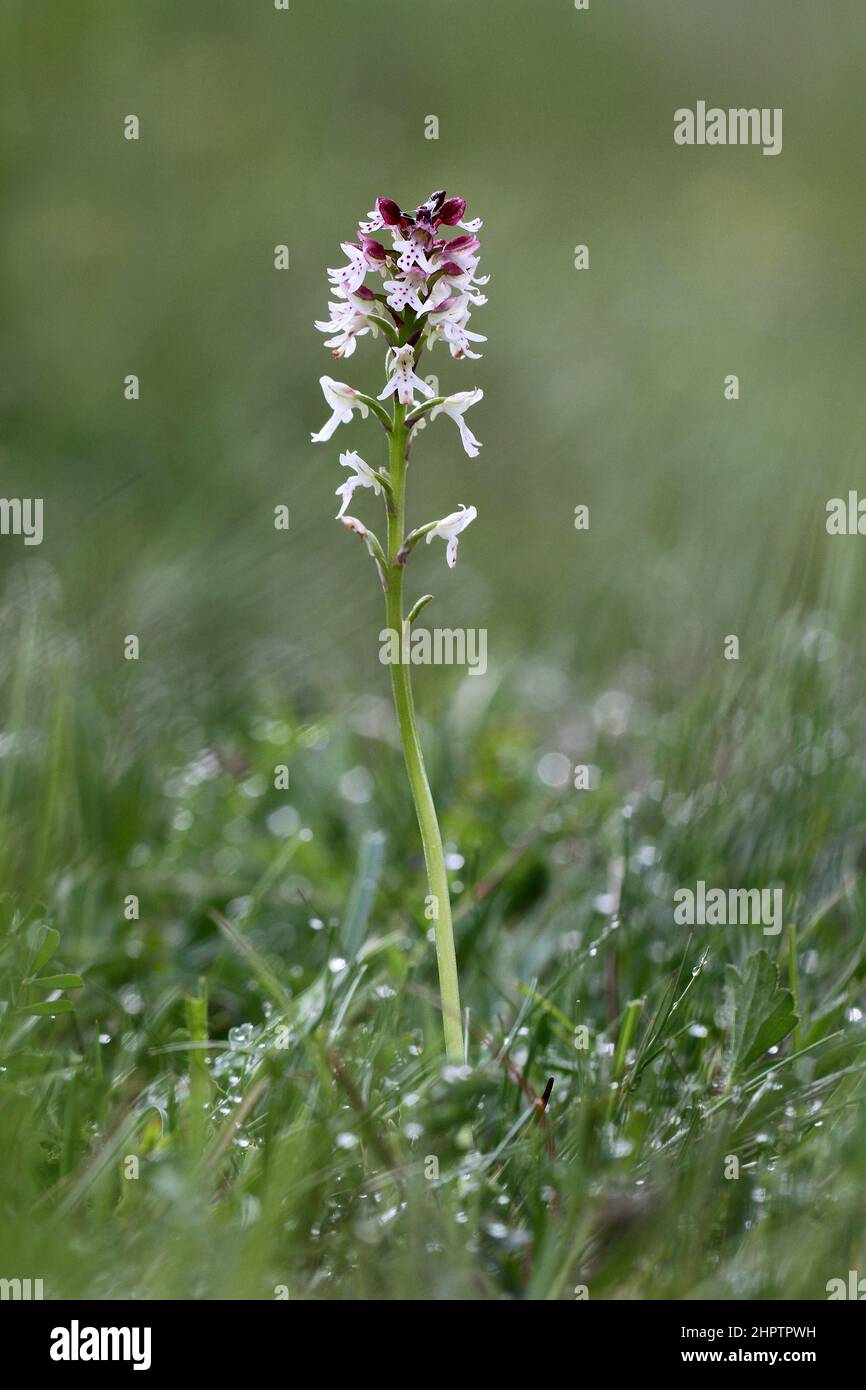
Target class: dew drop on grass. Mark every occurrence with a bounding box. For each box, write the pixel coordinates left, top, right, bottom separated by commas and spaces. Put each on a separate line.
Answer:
483, 1221, 509, 1240
609, 1137, 633, 1158
227, 1023, 254, 1048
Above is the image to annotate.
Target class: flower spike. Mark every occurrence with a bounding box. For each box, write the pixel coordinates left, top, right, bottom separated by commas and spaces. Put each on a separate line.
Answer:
313, 191, 487, 1063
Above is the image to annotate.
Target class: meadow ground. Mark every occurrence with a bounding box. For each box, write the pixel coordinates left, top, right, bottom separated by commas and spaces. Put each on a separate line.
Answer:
1, 596, 865, 1301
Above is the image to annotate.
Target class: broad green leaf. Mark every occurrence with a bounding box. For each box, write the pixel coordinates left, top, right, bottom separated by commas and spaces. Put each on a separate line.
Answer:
725, 950, 797, 1077
18, 999, 75, 1016
28, 974, 84, 991
31, 926, 60, 974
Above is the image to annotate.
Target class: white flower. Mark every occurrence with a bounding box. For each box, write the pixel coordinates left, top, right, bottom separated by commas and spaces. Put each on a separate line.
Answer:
425, 504, 477, 568
392, 228, 434, 275
335, 451, 381, 518
383, 270, 426, 314
424, 295, 486, 359
377, 345, 434, 407
311, 377, 369, 443
326, 242, 370, 296
314, 292, 380, 358
430, 390, 483, 458
358, 205, 385, 234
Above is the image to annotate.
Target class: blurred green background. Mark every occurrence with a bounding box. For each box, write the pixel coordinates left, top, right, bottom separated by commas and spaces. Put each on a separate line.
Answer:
3, 0, 864, 723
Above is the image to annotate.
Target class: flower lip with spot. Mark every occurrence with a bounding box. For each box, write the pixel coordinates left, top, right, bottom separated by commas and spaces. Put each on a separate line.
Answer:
327, 243, 370, 295
383, 270, 427, 315
430, 390, 484, 458
425, 503, 478, 568
335, 450, 382, 518
311, 376, 370, 442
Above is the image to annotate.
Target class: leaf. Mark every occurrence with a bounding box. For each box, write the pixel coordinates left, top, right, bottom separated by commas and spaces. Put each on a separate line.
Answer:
18, 999, 75, 1016
725, 950, 798, 1077
341, 829, 386, 960
31, 926, 60, 975
27, 974, 84, 991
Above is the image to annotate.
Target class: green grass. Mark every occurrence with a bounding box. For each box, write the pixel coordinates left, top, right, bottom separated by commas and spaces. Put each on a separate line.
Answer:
1, 601, 865, 1301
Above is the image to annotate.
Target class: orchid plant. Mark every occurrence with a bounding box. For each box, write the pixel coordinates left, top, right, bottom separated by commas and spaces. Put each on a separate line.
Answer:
312, 189, 487, 1061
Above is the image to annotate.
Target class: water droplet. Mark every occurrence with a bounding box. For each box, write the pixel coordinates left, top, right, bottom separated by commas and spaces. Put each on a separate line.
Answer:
227, 1023, 254, 1048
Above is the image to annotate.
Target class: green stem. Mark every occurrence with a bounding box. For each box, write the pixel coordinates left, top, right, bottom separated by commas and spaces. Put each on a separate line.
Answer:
607, 997, 643, 1122
385, 403, 463, 1062
787, 924, 802, 1053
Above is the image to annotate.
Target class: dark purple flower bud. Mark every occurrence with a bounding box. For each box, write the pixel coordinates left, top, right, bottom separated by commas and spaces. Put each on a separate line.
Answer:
445, 234, 480, 254
353, 284, 376, 301
417, 189, 446, 215
435, 197, 466, 226
361, 236, 387, 261
376, 197, 403, 226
